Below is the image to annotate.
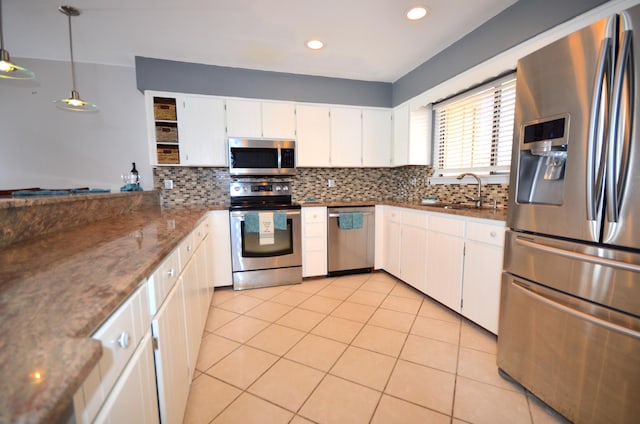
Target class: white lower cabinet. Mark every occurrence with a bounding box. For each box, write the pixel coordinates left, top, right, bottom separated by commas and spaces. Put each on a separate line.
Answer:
74, 284, 157, 424
209, 210, 232, 288
152, 278, 190, 424
379, 207, 505, 334
302, 207, 327, 277
93, 333, 159, 424
461, 220, 506, 334
75, 217, 215, 424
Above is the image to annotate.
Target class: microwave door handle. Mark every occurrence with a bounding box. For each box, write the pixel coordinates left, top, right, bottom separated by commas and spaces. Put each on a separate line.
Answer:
586, 31, 613, 228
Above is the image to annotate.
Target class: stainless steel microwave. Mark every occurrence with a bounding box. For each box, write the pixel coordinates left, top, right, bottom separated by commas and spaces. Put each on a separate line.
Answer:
228, 138, 296, 176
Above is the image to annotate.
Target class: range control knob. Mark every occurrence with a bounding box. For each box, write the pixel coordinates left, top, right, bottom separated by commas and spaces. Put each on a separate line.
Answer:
275, 185, 282, 191
282, 186, 289, 192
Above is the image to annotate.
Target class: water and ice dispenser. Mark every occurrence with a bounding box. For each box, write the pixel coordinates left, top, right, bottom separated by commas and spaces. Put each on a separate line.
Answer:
516, 116, 569, 205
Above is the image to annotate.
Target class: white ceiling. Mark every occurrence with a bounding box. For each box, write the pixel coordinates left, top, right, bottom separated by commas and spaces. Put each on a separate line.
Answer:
3, 0, 517, 83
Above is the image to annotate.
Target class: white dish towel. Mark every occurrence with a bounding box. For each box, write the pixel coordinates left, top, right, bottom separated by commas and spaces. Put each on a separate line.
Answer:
259, 212, 275, 245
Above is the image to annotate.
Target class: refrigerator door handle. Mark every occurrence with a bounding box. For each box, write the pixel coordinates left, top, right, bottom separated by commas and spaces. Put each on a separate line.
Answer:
511, 280, 640, 339
586, 30, 614, 225
606, 20, 634, 232
515, 236, 640, 272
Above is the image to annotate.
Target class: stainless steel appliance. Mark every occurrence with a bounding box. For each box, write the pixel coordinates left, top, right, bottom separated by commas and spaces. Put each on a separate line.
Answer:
327, 206, 375, 275
228, 138, 296, 176
499, 6, 640, 423
229, 180, 302, 290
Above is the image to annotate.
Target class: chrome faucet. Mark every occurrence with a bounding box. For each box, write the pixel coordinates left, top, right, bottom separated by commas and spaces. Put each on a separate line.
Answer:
457, 173, 482, 208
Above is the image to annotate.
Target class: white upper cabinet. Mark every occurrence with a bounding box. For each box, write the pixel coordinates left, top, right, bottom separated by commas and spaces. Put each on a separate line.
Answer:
392, 104, 410, 166
392, 103, 430, 166
262, 101, 296, 138
226, 99, 296, 139
330, 107, 362, 167
225, 98, 262, 138
296, 104, 331, 167
362, 109, 392, 167
178, 95, 227, 166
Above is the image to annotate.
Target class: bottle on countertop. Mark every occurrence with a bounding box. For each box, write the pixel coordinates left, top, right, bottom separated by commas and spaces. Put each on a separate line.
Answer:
131, 162, 139, 183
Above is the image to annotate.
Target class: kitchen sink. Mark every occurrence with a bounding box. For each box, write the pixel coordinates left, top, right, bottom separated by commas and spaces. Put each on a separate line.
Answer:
421, 202, 474, 210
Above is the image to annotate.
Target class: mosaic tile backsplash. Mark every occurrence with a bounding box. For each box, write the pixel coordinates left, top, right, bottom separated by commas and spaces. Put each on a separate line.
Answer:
153, 166, 510, 208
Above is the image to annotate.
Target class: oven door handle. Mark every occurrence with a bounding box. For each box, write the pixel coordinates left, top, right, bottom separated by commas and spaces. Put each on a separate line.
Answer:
230, 210, 301, 218
328, 212, 374, 218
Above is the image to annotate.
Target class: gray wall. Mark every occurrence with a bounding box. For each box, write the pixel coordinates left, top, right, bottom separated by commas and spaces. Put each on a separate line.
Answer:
135, 0, 609, 107
136, 57, 392, 108
0, 58, 152, 192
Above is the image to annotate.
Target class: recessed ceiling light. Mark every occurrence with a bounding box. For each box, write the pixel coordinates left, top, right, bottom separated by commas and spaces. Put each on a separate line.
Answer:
306, 39, 324, 50
406, 6, 429, 21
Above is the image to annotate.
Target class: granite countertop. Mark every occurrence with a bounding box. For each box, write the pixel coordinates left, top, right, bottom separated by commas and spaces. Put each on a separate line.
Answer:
0, 205, 213, 424
300, 200, 508, 222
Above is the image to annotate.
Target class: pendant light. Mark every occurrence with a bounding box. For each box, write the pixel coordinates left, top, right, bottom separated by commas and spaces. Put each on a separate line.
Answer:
0, 0, 35, 79
54, 5, 97, 112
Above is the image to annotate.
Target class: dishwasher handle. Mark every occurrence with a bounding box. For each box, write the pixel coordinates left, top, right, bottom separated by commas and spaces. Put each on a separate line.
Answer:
328, 212, 374, 218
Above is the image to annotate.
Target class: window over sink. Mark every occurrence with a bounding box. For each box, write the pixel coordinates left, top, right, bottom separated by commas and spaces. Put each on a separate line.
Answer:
431, 73, 516, 182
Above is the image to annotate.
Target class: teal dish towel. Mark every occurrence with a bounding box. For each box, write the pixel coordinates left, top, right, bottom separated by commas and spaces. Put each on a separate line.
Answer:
244, 213, 259, 233
12, 190, 70, 197
338, 213, 353, 229
120, 183, 143, 192
274, 212, 287, 230
352, 212, 364, 229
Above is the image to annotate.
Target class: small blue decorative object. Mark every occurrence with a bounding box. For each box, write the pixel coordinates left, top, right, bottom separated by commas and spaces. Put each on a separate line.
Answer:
120, 183, 143, 192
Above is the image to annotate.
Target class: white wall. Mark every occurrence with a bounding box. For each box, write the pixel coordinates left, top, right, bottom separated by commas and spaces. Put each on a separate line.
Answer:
0, 58, 152, 192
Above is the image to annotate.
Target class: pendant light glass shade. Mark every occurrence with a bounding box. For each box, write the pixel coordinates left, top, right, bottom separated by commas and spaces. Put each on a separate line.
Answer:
0, 0, 35, 80
55, 5, 98, 113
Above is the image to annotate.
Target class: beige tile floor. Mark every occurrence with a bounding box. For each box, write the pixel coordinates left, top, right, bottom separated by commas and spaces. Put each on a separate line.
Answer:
183, 272, 570, 424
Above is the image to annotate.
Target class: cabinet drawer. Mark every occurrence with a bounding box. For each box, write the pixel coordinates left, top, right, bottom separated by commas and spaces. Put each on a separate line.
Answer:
178, 232, 196, 270
92, 295, 138, 402
466, 220, 505, 247
195, 219, 209, 242
148, 250, 179, 315
402, 210, 428, 228
428, 214, 465, 237
386, 207, 401, 223
304, 207, 326, 223
305, 222, 326, 238
305, 237, 326, 251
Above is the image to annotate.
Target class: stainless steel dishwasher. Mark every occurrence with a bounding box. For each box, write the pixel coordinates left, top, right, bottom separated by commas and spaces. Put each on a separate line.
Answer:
327, 206, 375, 275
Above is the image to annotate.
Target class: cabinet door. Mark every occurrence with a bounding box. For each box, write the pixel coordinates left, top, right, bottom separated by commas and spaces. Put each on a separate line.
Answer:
178, 96, 227, 166
330, 107, 362, 167
181, 261, 201, 375
462, 241, 503, 334
426, 231, 464, 312
93, 334, 159, 424
362, 109, 392, 167
383, 208, 402, 277
151, 281, 190, 424
262, 102, 296, 138
226, 99, 262, 137
302, 207, 327, 277
209, 211, 233, 288
400, 224, 427, 292
392, 104, 409, 166
296, 104, 331, 167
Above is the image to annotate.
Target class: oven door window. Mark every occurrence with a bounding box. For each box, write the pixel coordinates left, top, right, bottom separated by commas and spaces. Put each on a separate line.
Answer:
241, 219, 293, 257
231, 147, 279, 169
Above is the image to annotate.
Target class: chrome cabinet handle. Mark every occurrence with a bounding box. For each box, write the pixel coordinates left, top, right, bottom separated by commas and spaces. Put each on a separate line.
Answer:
187, 245, 192, 252
117, 332, 130, 349
490, 231, 497, 238
167, 268, 175, 277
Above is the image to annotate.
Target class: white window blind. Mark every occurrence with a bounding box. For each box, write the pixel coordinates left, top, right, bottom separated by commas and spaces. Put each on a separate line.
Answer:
433, 74, 516, 177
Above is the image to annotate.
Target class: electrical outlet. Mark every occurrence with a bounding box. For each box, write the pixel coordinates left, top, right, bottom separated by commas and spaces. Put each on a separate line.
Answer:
410, 177, 417, 186
164, 179, 174, 190
327, 179, 335, 188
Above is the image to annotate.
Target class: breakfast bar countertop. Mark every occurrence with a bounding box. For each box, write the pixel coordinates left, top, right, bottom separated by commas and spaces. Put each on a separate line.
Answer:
0, 204, 212, 424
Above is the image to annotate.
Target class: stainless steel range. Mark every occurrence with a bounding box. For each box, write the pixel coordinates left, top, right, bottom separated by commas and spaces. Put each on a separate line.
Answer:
229, 180, 302, 290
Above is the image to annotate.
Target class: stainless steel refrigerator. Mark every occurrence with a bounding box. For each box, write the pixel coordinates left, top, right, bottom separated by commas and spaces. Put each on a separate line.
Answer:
499, 5, 640, 423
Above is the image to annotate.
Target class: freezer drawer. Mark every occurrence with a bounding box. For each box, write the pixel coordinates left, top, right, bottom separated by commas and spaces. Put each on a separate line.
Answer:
498, 275, 640, 424
504, 230, 640, 316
